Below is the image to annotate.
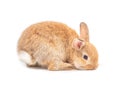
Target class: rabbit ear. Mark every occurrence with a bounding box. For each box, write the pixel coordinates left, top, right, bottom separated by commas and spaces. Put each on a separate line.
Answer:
72, 38, 85, 50
80, 22, 89, 42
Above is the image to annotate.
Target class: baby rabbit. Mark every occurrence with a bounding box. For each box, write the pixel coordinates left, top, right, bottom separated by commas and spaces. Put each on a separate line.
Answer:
17, 21, 98, 70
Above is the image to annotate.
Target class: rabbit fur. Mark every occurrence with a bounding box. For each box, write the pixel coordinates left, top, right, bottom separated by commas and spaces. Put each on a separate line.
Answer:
17, 21, 98, 70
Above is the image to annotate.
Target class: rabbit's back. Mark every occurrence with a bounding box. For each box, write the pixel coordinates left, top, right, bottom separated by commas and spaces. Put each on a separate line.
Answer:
18, 21, 78, 67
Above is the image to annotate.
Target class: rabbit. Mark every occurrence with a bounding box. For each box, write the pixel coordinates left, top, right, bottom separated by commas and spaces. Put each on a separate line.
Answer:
17, 21, 98, 70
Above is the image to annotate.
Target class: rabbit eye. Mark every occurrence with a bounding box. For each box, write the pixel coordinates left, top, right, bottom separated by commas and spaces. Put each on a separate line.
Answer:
83, 55, 88, 60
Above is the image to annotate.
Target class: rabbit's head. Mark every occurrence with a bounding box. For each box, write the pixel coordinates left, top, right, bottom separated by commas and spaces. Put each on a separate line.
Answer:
72, 22, 98, 70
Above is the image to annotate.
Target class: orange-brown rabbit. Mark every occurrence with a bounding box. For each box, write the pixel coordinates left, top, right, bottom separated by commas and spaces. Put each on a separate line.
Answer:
17, 21, 98, 70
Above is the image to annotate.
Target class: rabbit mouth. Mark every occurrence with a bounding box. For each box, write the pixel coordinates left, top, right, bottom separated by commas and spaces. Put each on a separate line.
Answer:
80, 65, 97, 70
74, 61, 96, 70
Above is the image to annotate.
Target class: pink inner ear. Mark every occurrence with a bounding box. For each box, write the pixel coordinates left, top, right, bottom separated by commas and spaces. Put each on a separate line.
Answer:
77, 42, 82, 48
73, 39, 83, 49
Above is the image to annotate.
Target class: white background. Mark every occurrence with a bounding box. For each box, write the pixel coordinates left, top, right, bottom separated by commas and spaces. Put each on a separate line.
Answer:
0, 0, 120, 90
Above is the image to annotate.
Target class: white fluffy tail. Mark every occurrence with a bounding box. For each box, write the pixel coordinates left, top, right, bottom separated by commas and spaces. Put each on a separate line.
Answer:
18, 50, 33, 65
